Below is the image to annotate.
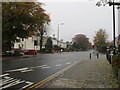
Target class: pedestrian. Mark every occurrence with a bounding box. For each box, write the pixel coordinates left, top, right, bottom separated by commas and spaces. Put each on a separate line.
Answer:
96, 50, 99, 59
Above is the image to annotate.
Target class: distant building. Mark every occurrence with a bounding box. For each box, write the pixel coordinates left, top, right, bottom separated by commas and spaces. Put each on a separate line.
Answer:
14, 35, 68, 51
59, 40, 67, 49
14, 34, 49, 50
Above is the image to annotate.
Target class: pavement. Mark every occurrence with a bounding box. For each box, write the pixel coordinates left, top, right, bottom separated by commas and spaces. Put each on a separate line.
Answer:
44, 54, 118, 88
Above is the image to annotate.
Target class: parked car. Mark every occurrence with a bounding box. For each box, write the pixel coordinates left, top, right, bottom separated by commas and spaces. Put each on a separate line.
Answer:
6, 50, 15, 56
6, 49, 24, 56
22, 49, 29, 54
24, 49, 38, 55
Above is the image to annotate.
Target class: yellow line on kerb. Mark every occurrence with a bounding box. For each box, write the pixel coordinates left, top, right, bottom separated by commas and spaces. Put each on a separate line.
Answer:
26, 60, 80, 89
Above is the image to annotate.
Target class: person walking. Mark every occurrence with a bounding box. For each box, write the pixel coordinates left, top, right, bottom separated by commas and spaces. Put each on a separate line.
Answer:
96, 50, 99, 59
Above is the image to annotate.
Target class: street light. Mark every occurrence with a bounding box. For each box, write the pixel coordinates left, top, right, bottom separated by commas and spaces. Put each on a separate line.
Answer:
108, 0, 120, 55
57, 23, 63, 46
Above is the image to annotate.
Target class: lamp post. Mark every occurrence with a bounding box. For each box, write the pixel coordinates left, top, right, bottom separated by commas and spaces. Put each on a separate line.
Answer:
112, 0, 116, 55
57, 23, 63, 46
108, 0, 120, 55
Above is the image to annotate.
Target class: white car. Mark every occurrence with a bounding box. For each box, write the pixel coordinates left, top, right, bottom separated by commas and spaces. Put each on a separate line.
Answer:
6, 50, 15, 55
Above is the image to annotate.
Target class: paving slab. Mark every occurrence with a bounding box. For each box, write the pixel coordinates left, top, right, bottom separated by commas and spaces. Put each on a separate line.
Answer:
46, 55, 118, 88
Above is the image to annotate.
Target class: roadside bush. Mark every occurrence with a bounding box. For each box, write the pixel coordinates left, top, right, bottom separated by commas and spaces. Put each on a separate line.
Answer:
112, 54, 120, 77
112, 54, 120, 66
98, 45, 107, 53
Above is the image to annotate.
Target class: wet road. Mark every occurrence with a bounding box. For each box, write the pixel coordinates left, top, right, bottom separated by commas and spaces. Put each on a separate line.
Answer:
1, 51, 91, 89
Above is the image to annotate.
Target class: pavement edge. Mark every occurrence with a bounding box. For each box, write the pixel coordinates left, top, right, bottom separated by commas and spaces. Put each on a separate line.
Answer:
26, 60, 81, 89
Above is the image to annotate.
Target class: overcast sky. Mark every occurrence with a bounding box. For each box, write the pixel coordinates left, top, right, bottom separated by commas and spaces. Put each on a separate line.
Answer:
37, 0, 118, 43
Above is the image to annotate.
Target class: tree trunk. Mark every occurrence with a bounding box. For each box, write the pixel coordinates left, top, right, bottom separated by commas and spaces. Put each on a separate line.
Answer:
40, 31, 43, 52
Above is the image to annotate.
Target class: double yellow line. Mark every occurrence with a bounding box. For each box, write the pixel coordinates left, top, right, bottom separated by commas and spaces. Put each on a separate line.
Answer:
26, 60, 80, 89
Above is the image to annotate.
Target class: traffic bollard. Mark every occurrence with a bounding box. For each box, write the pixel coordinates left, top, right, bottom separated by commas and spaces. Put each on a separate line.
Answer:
90, 53, 91, 59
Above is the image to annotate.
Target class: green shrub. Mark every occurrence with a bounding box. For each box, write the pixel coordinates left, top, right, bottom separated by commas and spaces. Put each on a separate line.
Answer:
98, 45, 107, 53
112, 54, 120, 77
112, 54, 120, 65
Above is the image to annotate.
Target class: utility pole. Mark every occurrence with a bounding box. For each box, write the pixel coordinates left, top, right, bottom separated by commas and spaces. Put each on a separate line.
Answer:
113, 0, 116, 55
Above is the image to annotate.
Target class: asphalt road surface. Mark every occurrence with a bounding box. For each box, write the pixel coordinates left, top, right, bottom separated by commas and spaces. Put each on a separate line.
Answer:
1, 51, 93, 89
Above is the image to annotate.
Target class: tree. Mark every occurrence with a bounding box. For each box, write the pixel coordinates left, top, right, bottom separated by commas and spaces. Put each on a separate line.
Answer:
93, 29, 109, 53
72, 34, 91, 51
45, 37, 53, 53
2, 2, 50, 53
96, 0, 120, 8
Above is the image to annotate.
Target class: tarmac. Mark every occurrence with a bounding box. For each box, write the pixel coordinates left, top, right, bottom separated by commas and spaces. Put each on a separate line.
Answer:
2, 54, 39, 61
44, 54, 118, 88
1, 53, 119, 88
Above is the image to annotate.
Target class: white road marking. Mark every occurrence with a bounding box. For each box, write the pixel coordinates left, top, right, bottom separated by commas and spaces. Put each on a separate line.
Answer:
66, 62, 71, 65
21, 69, 33, 73
5, 67, 29, 72
2, 78, 17, 86
4, 76, 11, 79
19, 81, 33, 90
30, 65, 47, 69
1, 79, 25, 89
0, 73, 9, 77
5, 65, 49, 73
0, 73, 34, 89
41, 66, 50, 69
56, 64, 62, 67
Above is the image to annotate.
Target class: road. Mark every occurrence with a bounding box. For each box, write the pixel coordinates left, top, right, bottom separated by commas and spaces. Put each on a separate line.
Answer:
1, 51, 94, 89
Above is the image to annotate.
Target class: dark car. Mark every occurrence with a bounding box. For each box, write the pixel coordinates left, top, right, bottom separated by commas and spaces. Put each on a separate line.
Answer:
24, 49, 38, 55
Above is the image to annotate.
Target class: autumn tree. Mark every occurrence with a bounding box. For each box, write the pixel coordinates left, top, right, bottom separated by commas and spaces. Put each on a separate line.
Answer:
93, 29, 110, 53
2, 2, 50, 53
72, 34, 91, 51
95, 0, 120, 7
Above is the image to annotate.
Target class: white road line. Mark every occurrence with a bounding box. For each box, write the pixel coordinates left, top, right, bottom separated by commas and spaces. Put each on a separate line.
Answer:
66, 62, 71, 65
4, 76, 11, 79
2, 77, 13, 83
30, 65, 47, 69
1, 79, 25, 89
21, 69, 33, 73
0, 73, 34, 89
5, 67, 29, 72
2, 78, 17, 86
41, 66, 50, 69
56, 64, 62, 67
5, 65, 49, 73
19, 81, 33, 90
0, 73, 9, 77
